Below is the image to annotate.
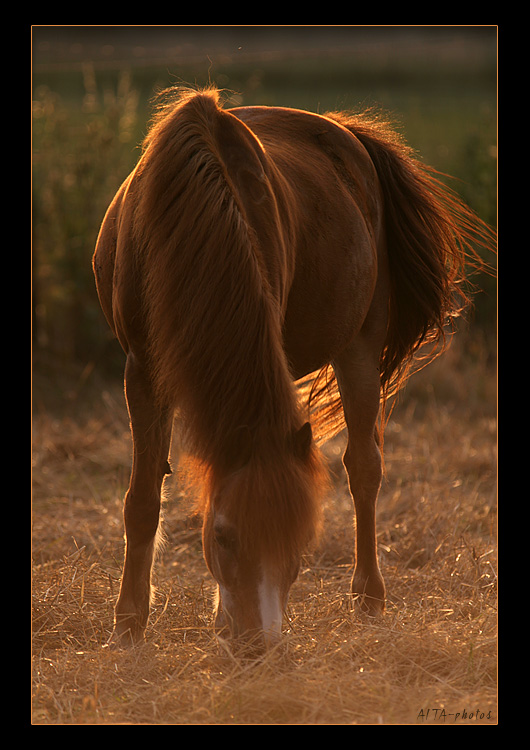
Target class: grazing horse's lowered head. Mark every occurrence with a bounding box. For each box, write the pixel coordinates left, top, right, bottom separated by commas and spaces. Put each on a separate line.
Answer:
198, 421, 326, 649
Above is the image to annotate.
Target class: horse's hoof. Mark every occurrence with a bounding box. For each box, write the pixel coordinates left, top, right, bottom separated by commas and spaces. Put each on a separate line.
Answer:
352, 592, 385, 617
351, 574, 386, 617
106, 624, 146, 649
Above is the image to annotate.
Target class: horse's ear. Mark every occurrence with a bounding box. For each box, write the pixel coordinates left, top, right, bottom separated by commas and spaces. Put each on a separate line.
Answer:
291, 422, 313, 461
225, 425, 253, 473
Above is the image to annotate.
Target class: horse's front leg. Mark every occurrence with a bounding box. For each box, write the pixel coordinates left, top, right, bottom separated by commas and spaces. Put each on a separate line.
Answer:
112, 353, 172, 646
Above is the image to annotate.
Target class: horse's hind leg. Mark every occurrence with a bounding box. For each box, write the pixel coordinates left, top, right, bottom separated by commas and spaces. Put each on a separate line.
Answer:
112, 353, 173, 646
333, 337, 386, 616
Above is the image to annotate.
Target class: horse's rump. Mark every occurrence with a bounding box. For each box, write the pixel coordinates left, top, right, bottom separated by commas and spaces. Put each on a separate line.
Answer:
326, 109, 494, 403
299, 108, 494, 440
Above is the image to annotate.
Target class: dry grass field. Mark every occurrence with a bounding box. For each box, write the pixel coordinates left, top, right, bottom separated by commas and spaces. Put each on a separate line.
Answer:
31, 24, 497, 727
32, 331, 497, 725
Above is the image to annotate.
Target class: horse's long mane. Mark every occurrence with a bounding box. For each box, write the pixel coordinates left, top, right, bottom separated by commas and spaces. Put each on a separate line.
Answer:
130, 88, 326, 552
132, 89, 295, 465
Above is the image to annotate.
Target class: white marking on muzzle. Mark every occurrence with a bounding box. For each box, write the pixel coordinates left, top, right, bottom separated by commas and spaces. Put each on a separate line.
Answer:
258, 572, 283, 642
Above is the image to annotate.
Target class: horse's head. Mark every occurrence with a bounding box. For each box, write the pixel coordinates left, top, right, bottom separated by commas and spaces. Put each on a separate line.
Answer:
202, 507, 300, 648
201, 422, 325, 650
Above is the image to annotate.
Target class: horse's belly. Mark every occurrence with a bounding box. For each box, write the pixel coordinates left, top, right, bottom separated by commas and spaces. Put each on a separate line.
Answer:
283, 236, 377, 379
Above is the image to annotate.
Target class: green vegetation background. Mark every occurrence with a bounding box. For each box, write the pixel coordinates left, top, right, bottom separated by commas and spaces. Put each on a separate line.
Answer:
32, 26, 497, 390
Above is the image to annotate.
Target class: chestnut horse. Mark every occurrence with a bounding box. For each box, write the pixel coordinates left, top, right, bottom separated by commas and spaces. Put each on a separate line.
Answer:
93, 87, 491, 648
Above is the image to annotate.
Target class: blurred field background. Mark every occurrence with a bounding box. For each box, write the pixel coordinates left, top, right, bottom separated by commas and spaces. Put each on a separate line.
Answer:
32, 26, 497, 725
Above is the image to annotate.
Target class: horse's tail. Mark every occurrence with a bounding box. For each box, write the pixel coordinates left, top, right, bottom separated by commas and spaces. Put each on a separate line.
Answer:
130, 87, 303, 471
318, 109, 495, 429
